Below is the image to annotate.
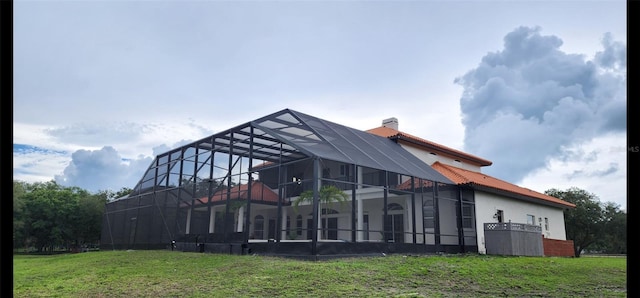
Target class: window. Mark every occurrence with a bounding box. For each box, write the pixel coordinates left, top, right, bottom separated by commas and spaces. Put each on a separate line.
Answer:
526, 214, 535, 225
296, 215, 303, 236
286, 216, 291, 234
544, 217, 549, 231
363, 214, 370, 241
495, 210, 504, 223
387, 203, 403, 211
340, 164, 350, 177
462, 204, 474, 229
254, 215, 264, 239
423, 197, 435, 229
385, 203, 404, 243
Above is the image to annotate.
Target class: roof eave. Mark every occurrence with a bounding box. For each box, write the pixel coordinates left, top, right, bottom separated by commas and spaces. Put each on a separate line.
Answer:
469, 183, 576, 209
393, 135, 493, 167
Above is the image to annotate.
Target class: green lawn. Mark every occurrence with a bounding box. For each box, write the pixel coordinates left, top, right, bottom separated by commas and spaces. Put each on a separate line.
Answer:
13, 250, 627, 297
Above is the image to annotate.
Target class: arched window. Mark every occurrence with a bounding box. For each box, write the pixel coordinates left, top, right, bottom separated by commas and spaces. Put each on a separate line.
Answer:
387, 203, 403, 211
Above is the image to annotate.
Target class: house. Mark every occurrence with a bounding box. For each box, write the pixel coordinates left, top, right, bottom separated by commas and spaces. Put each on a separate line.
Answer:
367, 119, 575, 256
101, 109, 575, 258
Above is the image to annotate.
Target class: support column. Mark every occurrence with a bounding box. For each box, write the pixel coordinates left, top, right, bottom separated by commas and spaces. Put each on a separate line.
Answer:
186, 208, 192, 234
358, 166, 365, 241
209, 208, 216, 233
316, 161, 323, 241
405, 196, 413, 244
357, 196, 364, 241
311, 158, 320, 255
281, 208, 288, 240
317, 207, 322, 241
237, 206, 244, 232
351, 164, 357, 243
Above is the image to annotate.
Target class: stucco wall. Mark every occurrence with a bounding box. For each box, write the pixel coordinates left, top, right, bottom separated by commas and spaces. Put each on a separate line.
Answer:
400, 144, 482, 172
271, 190, 419, 243
474, 191, 568, 254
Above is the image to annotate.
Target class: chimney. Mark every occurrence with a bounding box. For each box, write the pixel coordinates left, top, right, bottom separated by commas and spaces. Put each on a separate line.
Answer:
382, 117, 398, 130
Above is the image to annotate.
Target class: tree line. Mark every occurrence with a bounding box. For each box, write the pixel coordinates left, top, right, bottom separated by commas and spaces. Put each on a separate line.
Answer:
13, 180, 132, 253
546, 187, 627, 257
13, 180, 625, 256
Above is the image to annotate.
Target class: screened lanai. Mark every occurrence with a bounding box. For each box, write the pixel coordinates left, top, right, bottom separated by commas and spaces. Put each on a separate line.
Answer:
101, 109, 479, 257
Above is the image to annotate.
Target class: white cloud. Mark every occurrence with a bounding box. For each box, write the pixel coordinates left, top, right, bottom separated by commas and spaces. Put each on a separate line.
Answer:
54, 146, 153, 192
455, 26, 626, 187
519, 132, 627, 211
13, 120, 221, 191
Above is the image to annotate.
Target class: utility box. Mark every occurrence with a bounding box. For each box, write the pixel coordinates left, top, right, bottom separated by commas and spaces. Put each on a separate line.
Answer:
484, 222, 543, 256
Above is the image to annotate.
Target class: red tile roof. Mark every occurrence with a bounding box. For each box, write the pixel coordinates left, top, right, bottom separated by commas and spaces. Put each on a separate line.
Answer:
367, 126, 492, 167
431, 161, 575, 208
395, 178, 434, 190
182, 181, 281, 208
210, 181, 280, 203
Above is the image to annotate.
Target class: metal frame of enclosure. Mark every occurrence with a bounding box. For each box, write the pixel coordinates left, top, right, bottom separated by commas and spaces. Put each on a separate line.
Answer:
101, 109, 478, 258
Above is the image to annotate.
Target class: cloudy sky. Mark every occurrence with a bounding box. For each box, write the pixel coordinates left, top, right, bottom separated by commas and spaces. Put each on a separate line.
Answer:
13, 0, 626, 210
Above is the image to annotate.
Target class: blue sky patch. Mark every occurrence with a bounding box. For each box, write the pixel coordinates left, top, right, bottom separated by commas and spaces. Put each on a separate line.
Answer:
13, 143, 67, 155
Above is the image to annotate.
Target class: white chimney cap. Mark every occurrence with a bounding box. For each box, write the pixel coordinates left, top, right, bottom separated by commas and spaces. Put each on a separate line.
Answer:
382, 117, 398, 130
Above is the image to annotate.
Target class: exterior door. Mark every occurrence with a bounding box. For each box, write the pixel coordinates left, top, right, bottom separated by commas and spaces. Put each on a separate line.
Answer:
268, 219, 276, 240
307, 218, 313, 240
322, 217, 338, 240
384, 214, 404, 243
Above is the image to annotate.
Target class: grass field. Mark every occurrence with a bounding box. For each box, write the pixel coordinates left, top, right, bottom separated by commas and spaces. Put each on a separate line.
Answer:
13, 250, 627, 297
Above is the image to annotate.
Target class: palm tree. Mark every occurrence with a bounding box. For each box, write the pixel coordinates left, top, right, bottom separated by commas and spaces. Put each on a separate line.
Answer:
292, 185, 349, 239
292, 185, 349, 211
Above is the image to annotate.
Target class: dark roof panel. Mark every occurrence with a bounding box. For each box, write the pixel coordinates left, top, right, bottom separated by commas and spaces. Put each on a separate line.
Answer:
290, 110, 453, 184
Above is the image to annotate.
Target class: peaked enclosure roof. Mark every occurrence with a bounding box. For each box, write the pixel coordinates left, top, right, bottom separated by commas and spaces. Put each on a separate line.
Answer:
136, 109, 452, 192
270, 109, 453, 183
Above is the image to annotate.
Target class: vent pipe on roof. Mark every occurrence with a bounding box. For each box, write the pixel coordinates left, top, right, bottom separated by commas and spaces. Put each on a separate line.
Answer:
382, 117, 398, 130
